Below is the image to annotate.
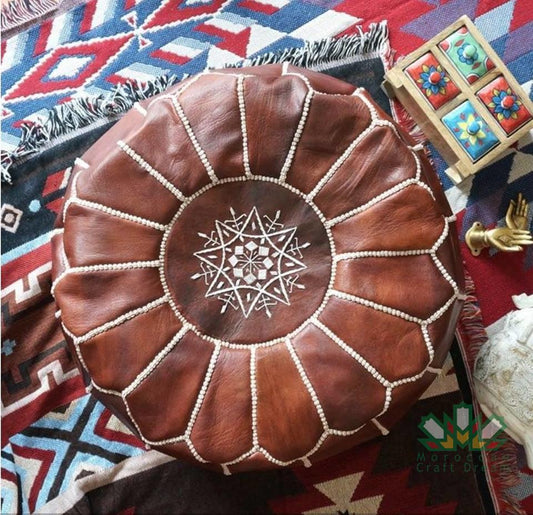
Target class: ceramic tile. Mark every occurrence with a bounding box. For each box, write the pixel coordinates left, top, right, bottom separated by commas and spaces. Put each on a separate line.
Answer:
442, 100, 499, 161
477, 75, 532, 134
438, 26, 494, 84
405, 52, 460, 109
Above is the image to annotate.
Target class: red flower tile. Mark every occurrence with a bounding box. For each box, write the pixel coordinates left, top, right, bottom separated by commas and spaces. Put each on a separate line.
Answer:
477, 76, 532, 134
405, 52, 460, 110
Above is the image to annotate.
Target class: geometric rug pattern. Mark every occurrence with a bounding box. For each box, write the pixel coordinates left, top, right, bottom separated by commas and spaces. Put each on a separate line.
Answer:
2, 395, 144, 513
1, 0, 362, 147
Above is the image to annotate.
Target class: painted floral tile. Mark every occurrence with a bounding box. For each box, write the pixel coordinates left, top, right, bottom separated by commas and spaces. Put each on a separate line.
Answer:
442, 100, 499, 161
477, 76, 532, 134
438, 26, 494, 84
405, 52, 460, 109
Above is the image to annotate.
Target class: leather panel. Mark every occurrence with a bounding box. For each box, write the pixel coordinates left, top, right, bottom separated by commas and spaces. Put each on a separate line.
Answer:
243, 73, 307, 177
190, 347, 253, 463
287, 94, 371, 193
124, 99, 213, 196
76, 144, 180, 224
56, 267, 163, 336
292, 324, 386, 431
179, 74, 245, 180
334, 255, 455, 320
126, 331, 214, 442
64, 203, 163, 267
331, 186, 445, 254
80, 303, 182, 391
319, 297, 429, 380
256, 343, 323, 461
314, 126, 417, 220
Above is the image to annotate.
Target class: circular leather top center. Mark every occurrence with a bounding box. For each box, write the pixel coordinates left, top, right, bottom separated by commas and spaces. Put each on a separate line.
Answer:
164, 180, 332, 344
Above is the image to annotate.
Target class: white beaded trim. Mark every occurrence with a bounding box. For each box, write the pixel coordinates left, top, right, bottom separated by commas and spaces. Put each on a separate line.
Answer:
74, 157, 89, 169
286, 338, 328, 431
67, 197, 167, 231
51, 260, 160, 296
184, 344, 221, 439
420, 323, 435, 362
250, 347, 259, 448
352, 89, 378, 121
335, 249, 431, 261
279, 89, 313, 183
236, 74, 253, 178
313, 318, 391, 387
330, 289, 423, 325
206, 71, 256, 79
431, 250, 459, 294
122, 325, 190, 397
262, 431, 328, 467
118, 140, 187, 201
75, 295, 168, 344
133, 102, 147, 116
425, 295, 458, 325
90, 380, 122, 397
371, 417, 389, 435
327, 425, 366, 437
169, 96, 219, 184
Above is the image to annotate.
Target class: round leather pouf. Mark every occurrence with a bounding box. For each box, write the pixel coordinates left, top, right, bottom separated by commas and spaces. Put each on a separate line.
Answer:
52, 64, 465, 474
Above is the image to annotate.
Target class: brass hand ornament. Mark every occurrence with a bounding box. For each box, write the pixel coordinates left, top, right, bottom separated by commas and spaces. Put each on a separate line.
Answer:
505, 192, 529, 231
466, 194, 532, 256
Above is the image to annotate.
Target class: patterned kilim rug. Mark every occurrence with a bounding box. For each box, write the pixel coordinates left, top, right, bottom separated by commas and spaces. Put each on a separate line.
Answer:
1, 1, 532, 514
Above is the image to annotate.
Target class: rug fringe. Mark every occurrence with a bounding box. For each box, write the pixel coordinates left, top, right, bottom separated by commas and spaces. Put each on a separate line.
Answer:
1, 75, 180, 184
2, 24, 389, 184
459, 272, 489, 369
459, 271, 523, 515
1, 0, 58, 31
233, 21, 389, 69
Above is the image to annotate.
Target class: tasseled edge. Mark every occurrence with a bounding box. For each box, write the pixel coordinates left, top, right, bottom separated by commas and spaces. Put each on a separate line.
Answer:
1, 75, 180, 183
232, 21, 389, 69
2, 22, 390, 184
457, 271, 489, 369
457, 270, 523, 515
1, 0, 58, 31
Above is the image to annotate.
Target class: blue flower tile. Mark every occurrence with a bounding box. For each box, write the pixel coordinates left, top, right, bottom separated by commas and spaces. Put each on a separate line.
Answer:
442, 101, 499, 161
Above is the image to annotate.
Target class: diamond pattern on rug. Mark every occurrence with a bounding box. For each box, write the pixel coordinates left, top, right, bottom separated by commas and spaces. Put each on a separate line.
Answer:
1, 0, 360, 143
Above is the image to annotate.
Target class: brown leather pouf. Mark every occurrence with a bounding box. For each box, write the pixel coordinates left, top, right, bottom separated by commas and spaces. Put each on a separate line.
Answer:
52, 64, 464, 474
